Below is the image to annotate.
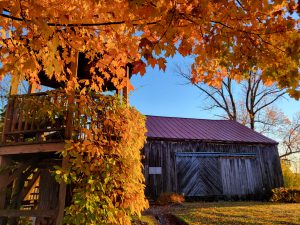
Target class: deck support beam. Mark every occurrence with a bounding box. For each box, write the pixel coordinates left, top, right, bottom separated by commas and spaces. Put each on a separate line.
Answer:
55, 154, 68, 225
0, 143, 64, 156
0, 156, 11, 225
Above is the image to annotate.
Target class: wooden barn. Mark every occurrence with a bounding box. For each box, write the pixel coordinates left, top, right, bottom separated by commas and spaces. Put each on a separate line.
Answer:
143, 116, 283, 200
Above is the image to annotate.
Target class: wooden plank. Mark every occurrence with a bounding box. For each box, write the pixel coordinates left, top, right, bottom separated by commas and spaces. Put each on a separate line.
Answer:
17, 109, 23, 132
55, 157, 68, 225
5, 128, 64, 135
38, 169, 59, 210
0, 209, 56, 217
199, 157, 222, 196
0, 143, 64, 156
0, 156, 10, 225
0, 156, 10, 206
176, 156, 201, 196
10, 99, 18, 132
35, 169, 59, 224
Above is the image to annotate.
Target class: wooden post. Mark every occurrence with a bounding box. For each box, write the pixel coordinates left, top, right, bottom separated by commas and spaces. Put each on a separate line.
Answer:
55, 157, 68, 225
36, 168, 59, 224
1, 96, 15, 143
8, 171, 27, 225
0, 156, 10, 225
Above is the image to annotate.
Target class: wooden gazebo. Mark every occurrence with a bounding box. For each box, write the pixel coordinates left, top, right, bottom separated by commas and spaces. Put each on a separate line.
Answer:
0, 52, 131, 225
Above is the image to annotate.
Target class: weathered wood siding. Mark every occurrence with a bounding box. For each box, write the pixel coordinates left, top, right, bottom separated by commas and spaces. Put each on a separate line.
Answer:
143, 140, 283, 199
220, 157, 261, 196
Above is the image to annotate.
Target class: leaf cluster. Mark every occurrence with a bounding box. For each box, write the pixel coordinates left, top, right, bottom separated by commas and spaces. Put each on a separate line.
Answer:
0, 1, 299, 97
54, 94, 148, 225
271, 187, 300, 203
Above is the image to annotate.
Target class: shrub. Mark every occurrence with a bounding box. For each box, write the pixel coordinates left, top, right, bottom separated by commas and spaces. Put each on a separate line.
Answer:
156, 192, 185, 205
281, 160, 300, 188
271, 187, 300, 203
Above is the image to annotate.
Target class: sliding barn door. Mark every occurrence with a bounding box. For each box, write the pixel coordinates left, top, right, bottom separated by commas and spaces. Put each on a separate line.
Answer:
176, 153, 261, 197
220, 157, 262, 196
176, 155, 222, 196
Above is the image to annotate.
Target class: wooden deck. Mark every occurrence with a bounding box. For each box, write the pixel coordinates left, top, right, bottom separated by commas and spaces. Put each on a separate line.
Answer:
0, 142, 64, 156
1, 91, 67, 147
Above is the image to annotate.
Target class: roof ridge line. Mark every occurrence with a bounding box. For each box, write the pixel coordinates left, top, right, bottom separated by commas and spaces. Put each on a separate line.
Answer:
145, 115, 229, 121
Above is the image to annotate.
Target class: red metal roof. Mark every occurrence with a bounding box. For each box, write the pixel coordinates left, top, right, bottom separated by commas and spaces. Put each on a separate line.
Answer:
146, 116, 277, 144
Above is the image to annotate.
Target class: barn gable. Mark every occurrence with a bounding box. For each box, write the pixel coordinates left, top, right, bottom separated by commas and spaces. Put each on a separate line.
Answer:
143, 116, 283, 200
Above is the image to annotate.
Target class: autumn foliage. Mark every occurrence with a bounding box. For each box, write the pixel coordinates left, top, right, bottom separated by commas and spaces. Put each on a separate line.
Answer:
156, 192, 185, 205
271, 187, 300, 203
0, 1, 300, 224
55, 94, 148, 224
0, 1, 299, 97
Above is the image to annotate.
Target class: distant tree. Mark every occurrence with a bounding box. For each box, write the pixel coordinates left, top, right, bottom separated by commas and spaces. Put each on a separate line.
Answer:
177, 67, 286, 133
279, 113, 300, 159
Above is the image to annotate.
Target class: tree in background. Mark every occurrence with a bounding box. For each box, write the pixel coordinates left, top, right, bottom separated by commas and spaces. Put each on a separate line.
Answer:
279, 113, 300, 159
178, 66, 300, 160
177, 67, 286, 133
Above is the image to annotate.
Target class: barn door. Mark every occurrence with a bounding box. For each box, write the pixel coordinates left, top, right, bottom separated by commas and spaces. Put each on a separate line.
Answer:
176, 155, 201, 196
198, 157, 222, 196
220, 157, 262, 196
176, 155, 222, 196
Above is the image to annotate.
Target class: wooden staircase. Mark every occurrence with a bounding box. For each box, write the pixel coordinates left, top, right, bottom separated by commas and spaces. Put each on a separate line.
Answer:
21, 169, 40, 210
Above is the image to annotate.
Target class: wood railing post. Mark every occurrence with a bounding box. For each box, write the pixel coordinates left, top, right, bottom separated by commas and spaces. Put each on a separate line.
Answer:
2, 96, 16, 144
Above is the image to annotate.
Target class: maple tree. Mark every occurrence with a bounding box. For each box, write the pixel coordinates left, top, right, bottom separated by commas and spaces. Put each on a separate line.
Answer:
0, 0, 299, 96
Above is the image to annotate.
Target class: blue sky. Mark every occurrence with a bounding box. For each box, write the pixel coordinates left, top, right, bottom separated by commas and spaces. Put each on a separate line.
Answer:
130, 55, 300, 120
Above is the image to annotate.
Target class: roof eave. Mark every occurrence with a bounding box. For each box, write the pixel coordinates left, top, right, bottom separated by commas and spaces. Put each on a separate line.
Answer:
146, 137, 278, 146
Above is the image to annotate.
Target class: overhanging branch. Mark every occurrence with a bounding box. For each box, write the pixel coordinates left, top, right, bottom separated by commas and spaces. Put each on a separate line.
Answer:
0, 13, 160, 27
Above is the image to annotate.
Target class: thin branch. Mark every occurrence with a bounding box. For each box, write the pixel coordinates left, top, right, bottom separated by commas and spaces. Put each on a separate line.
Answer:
280, 150, 300, 158
254, 92, 285, 114
0, 13, 161, 27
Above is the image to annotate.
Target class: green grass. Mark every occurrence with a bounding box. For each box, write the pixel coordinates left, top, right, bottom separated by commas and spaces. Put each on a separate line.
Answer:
172, 202, 300, 225
140, 215, 159, 225
132, 215, 158, 225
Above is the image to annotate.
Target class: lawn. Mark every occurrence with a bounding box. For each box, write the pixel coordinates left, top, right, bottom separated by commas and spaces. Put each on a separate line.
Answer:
172, 202, 300, 225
